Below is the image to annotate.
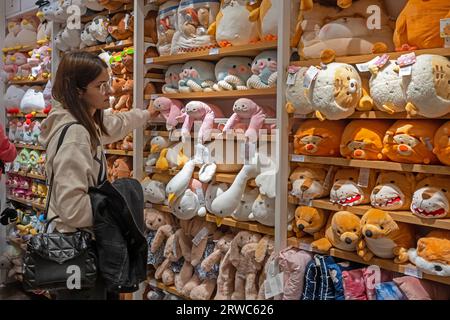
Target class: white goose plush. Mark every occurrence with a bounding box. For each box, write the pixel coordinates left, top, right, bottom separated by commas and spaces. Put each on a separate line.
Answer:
166, 160, 196, 205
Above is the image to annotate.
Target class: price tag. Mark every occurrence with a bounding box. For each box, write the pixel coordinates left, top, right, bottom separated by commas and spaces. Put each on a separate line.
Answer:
396, 52, 416, 67
356, 56, 379, 73
298, 198, 312, 207
399, 65, 412, 77
117, 40, 124, 46
209, 48, 219, 55
373, 54, 389, 69
248, 0, 258, 5
286, 72, 297, 85
145, 58, 154, 64
192, 227, 209, 247
298, 242, 313, 252
404, 266, 423, 279
13, 162, 20, 172
150, 94, 159, 100
303, 66, 320, 89
264, 272, 284, 299
423, 137, 434, 151
440, 18, 450, 38
291, 155, 305, 162
293, 113, 307, 119
4, 163, 11, 172
358, 168, 370, 188
196, 188, 205, 206
31, 67, 40, 77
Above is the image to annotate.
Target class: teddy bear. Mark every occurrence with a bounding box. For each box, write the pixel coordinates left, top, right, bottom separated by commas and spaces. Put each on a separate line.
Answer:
292, 206, 329, 240
247, 50, 278, 89
108, 12, 134, 41
208, 0, 261, 47
307, 62, 362, 121
340, 120, 393, 160
382, 120, 441, 164
145, 9, 158, 44
411, 175, 450, 219
433, 121, 450, 165
357, 209, 415, 263
290, 165, 333, 202
162, 64, 184, 93
293, 119, 346, 157
330, 167, 377, 206
285, 66, 314, 116
109, 52, 126, 75
4, 85, 27, 114
213, 57, 253, 91
119, 133, 133, 151
178, 101, 224, 144
394, 0, 450, 51
154, 229, 184, 286
156, 0, 179, 56
311, 210, 362, 253
408, 230, 450, 277
404, 54, 450, 118
151, 97, 184, 131
228, 230, 263, 300
370, 172, 416, 211
178, 60, 216, 93
110, 77, 133, 112
110, 156, 132, 181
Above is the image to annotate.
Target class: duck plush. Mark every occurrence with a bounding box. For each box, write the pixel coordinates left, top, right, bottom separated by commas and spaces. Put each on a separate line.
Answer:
411, 175, 450, 219
146, 136, 172, 167
155, 141, 189, 170
166, 159, 196, 205
433, 121, 450, 165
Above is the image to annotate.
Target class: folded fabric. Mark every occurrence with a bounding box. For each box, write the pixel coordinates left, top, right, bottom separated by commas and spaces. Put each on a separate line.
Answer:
278, 247, 313, 300
393, 276, 450, 300
375, 282, 406, 300
362, 267, 394, 300
342, 268, 367, 300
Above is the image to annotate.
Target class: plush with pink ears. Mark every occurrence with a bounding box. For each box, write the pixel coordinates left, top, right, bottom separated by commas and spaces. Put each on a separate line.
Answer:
178, 101, 224, 144
222, 98, 275, 142
152, 97, 184, 131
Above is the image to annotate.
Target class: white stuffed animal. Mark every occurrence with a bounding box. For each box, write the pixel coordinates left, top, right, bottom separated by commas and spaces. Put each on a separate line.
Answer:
213, 57, 253, 91
285, 66, 314, 115
231, 187, 259, 222
20, 86, 45, 113
80, 22, 98, 48
61, 25, 82, 50
249, 195, 295, 227
166, 160, 196, 205
16, 18, 38, 48
142, 176, 167, 205
3, 85, 28, 114
90, 15, 110, 43
247, 50, 278, 89
4, 21, 21, 51
54, 29, 70, 52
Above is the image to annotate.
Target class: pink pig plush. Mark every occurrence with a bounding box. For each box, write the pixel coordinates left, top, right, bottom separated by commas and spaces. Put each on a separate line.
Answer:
152, 97, 184, 131
222, 98, 275, 142
178, 101, 224, 144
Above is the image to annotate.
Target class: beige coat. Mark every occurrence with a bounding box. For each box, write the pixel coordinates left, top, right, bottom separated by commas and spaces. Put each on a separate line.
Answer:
39, 104, 149, 233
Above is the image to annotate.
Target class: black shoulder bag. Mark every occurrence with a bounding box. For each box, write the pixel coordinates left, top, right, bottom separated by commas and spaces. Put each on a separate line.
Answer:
22, 122, 97, 292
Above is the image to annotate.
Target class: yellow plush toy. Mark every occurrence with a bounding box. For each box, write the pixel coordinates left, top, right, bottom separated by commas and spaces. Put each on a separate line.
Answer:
382, 120, 442, 164
411, 175, 450, 219
433, 121, 450, 165
311, 211, 362, 252
292, 206, 329, 240
357, 209, 415, 263
370, 171, 416, 211
394, 0, 450, 51
330, 168, 377, 206
293, 119, 346, 157
340, 120, 393, 160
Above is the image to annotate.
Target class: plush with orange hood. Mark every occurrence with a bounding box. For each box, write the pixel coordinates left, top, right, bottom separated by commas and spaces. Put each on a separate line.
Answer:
293, 119, 346, 157
394, 0, 450, 51
357, 209, 415, 263
311, 211, 362, 252
292, 206, 328, 240
433, 121, 450, 165
411, 175, 450, 219
408, 230, 450, 277
382, 120, 441, 164
330, 168, 377, 207
289, 165, 334, 202
370, 171, 416, 211
340, 120, 392, 160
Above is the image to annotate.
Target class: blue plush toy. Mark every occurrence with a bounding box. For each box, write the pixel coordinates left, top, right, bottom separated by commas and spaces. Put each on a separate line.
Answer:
247, 50, 278, 89
178, 60, 216, 93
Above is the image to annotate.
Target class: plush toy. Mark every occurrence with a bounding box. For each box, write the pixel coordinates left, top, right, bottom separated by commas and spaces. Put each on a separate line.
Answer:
80, 22, 98, 48
330, 167, 377, 206
3, 85, 27, 114
408, 230, 450, 277
4, 21, 21, 51
231, 187, 259, 222
411, 175, 450, 219
293, 119, 346, 156
382, 120, 441, 164
98, 0, 129, 11
109, 52, 126, 75
166, 159, 196, 206
247, 50, 277, 89
368, 60, 407, 114
208, 0, 261, 47
152, 97, 184, 131
145, 9, 158, 44
170, 178, 208, 220
110, 156, 132, 181
16, 18, 38, 49
162, 64, 184, 93
255, 235, 276, 300
229, 230, 262, 300
146, 136, 171, 167
110, 77, 133, 112
371, 172, 416, 211
307, 62, 362, 120
404, 55, 450, 118
82, 0, 105, 11
61, 24, 82, 51
433, 121, 450, 165
297, 0, 394, 59
154, 229, 183, 286
11, 52, 29, 81
20, 86, 45, 113
108, 12, 134, 41
340, 120, 392, 160
292, 206, 328, 240
178, 60, 216, 93
311, 211, 362, 252
394, 0, 450, 51
90, 15, 110, 43
358, 209, 415, 263
249, 194, 294, 227
156, 1, 179, 56
142, 173, 170, 205
213, 57, 253, 91
54, 29, 70, 52
285, 66, 314, 116
156, 142, 189, 170
3, 54, 18, 81
178, 101, 224, 144
290, 165, 333, 201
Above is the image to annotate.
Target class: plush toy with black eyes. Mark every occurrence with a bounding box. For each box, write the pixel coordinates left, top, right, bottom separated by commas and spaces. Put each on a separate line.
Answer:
213, 57, 253, 91
330, 168, 377, 207
247, 50, 278, 89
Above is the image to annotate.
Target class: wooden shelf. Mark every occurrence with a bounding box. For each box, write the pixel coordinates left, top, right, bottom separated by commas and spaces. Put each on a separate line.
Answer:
145, 73, 164, 79
8, 79, 48, 86
147, 279, 189, 300
7, 112, 47, 118
7, 170, 46, 181
295, 110, 450, 120
81, 4, 134, 23
145, 41, 277, 66
105, 149, 134, 156
2, 45, 36, 54
145, 88, 276, 100
145, 130, 275, 142
150, 204, 172, 213
293, 47, 450, 67
205, 214, 274, 235
7, 195, 46, 211
81, 39, 133, 53
288, 196, 450, 231
288, 237, 450, 286
14, 143, 45, 151
290, 155, 450, 176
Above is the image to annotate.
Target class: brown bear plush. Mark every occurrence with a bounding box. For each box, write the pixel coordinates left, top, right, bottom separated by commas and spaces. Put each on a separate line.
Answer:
108, 12, 134, 41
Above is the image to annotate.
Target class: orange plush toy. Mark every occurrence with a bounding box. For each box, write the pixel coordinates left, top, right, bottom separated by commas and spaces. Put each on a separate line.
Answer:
340, 120, 392, 160
292, 206, 329, 240
382, 120, 442, 164
330, 168, 377, 206
411, 175, 450, 219
433, 121, 450, 165
293, 119, 346, 157
394, 0, 450, 51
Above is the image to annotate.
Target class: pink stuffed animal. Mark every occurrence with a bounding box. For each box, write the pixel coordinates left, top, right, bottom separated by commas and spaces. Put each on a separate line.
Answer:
3, 54, 18, 80
12, 52, 29, 80
152, 97, 184, 131
177, 101, 224, 144
222, 98, 275, 142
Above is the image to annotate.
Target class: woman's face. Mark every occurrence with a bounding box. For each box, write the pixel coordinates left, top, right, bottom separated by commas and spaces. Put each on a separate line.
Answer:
82, 68, 111, 112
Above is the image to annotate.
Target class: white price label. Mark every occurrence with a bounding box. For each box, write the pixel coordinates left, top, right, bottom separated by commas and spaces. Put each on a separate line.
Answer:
440, 18, 450, 38
192, 227, 209, 247
303, 66, 320, 89
169, 131, 179, 142
298, 242, 313, 252
209, 48, 219, 55
358, 167, 370, 188
196, 188, 205, 206
4, 163, 11, 172
150, 94, 159, 100
145, 58, 154, 64
264, 272, 284, 299
356, 56, 379, 73
145, 202, 153, 208
399, 65, 412, 77
117, 40, 124, 46
404, 266, 423, 279
13, 162, 20, 172
31, 67, 40, 77
291, 155, 305, 162
286, 72, 297, 85
293, 113, 307, 119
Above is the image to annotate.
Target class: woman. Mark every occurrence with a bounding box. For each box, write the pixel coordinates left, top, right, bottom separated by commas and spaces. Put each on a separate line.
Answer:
0, 123, 17, 173
38, 51, 151, 299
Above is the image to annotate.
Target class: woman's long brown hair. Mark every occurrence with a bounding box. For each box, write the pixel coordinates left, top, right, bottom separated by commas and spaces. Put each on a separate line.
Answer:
52, 51, 109, 150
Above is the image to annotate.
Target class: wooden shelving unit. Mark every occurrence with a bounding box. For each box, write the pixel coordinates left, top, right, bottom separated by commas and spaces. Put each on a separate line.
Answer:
2, 45, 36, 54
288, 237, 450, 286
145, 129, 275, 142
205, 214, 275, 235
7, 170, 46, 181
146, 279, 189, 300
105, 149, 134, 156
296, 110, 450, 120
81, 39, 133, 53
290, 155, 450, 176
8, 79, 48, 86
14, 143, 45, 151
7, 112, 47, 118
144, 87, 276, 100
7, 195, 46, 211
